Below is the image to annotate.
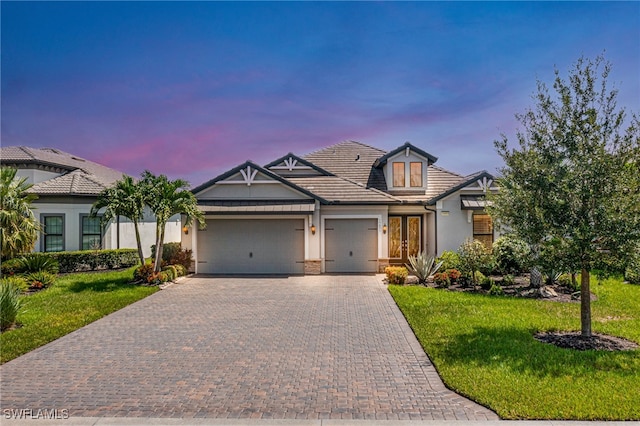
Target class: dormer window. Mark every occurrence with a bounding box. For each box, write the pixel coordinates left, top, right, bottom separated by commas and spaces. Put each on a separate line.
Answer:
410, 162, 422, 187
393, 162, 405, 187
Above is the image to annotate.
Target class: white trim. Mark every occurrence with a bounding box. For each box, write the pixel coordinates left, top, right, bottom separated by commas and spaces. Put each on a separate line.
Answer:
216, 180, 281, 185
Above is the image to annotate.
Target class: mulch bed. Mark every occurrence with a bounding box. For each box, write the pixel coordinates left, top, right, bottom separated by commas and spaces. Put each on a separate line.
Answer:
535, 331, 639, 351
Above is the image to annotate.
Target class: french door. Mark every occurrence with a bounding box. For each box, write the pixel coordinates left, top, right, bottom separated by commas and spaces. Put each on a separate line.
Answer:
388, 215, 422, 264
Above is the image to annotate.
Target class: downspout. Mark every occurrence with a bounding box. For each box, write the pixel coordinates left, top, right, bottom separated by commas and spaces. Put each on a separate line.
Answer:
424, 205, 437, 255
116, 215, 120, 249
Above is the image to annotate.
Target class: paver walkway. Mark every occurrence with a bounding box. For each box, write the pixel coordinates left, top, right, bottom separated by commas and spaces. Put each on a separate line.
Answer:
0, 275, 497, 420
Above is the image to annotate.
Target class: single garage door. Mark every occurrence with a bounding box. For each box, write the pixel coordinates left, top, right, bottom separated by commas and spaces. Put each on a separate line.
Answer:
325, 219, 378, 273
198, 219, 304, 274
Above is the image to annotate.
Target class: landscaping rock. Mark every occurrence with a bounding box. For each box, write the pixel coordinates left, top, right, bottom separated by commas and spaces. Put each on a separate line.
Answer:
405, 275, 419, 285
539, 286, 558, 298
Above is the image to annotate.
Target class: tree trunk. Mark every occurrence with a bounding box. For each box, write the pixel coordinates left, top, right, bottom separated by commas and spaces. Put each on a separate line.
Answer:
133, 220, 145, 266
580, 266, 592, 337
154, 223, 166, 273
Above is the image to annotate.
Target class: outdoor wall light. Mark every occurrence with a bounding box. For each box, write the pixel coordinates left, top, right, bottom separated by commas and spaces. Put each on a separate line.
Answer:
182, 226, 189, 235
382, 224, 387, 234
311, 224, 316, 235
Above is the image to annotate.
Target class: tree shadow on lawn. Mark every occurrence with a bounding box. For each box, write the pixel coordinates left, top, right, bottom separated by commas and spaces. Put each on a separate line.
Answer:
66, 273, 140, 293
440, 325, 639, 379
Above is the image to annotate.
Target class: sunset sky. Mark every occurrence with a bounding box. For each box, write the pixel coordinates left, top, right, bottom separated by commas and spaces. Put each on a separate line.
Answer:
2, 1, 639, 187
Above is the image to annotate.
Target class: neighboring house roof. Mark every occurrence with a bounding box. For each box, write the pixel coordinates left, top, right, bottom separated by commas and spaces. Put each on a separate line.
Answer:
0, 146, 124, 196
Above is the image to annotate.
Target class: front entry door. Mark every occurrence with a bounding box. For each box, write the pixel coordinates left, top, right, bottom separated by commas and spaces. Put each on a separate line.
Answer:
389, 215, 422, 264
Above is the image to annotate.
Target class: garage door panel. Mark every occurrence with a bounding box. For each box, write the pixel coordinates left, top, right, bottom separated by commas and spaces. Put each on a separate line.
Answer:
325, 219, 378, 273
198, 219, 304, 274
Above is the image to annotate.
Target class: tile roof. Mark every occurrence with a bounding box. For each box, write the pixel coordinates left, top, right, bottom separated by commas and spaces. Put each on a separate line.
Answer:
303, 141, 387, 190
1, 146, 125, 196
287, 175, 401, 204
29, 169, 110, 195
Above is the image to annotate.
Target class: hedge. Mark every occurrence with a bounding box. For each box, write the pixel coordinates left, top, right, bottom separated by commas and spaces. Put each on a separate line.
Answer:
1, 249, 139, 275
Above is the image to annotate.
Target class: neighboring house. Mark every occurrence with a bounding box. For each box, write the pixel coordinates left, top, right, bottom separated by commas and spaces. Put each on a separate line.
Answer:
183, 140, 499, 275
0, 146, 180, 257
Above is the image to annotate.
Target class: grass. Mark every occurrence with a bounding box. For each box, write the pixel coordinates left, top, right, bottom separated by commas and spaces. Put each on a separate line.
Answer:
0, 266, 158, 364
389, 277, 640, 420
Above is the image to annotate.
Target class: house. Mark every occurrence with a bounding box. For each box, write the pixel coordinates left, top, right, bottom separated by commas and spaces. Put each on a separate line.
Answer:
0, 146, 180, 257
182, 140, 499, 275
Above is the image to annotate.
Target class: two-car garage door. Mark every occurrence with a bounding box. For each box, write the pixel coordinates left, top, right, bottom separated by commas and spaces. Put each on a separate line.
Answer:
197, 218, 378, 274
197, 219, 304, 275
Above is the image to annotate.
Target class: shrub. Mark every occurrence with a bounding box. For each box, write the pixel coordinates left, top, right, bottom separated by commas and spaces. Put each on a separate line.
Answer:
488, 283, 505, 296
458, 239, 493, 284
169, 249, 193, 271
385, 266, 408, 285
492, 235, 530, 275
134, 263, 155, 283
173, 264, 187, 277
445, 269, 461, 284
18, 255, 59, 274
502, 274, 516, 286
437, 251, 462, 271
0, 258, 24, 277
26, 271, 57, 290
0, 280, 22, 331
479, 274, 493, 290
433, 272, 450, 287
625, 254, 640, 284
0, 276, 29, 293
162, 265, 177, 281
406, 252, 442, 284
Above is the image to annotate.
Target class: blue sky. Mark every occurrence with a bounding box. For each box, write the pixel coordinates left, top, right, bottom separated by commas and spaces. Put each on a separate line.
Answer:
2, 1, 639, 187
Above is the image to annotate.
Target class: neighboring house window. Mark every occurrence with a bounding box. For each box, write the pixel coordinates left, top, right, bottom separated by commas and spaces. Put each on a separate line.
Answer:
410, 162, 422, 187
81, 215, 103, 250
393, 162, 405, 187
42, 215, 64, 252
473, 213, 493, 248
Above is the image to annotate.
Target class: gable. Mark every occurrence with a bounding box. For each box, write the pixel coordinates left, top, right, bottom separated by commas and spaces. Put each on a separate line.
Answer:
265, 153, 332, 178
193, 162, 321, 202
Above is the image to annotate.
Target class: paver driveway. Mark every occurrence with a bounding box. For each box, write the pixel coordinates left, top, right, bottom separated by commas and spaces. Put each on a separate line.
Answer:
0, 275, 497, 420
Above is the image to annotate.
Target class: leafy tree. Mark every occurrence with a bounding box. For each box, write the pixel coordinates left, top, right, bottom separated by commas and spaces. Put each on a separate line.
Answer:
140, 171, 205, 273
458, 239, 493, 285
91, 175, 146, 266
488, 55, 640, 337
0, 167, 41, 260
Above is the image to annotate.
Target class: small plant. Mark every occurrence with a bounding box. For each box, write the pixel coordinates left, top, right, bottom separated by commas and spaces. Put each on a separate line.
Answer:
173, 264, 187, 277
0, 280, 22, 331
406, 252, 442, 284
445, 269, 461, 284
0, 276, 29, 293
625, 254, 640, 284
134, 263, 156, 283
488, 283, 505, 296
385, 266, 408, 285
433, 272, 450, 287
18, 255, 59, 274
0, 258, 24, 277
458, 239, 493, 285
502, 274, 516, 286
162, 265, 177, 281
437, 251, 462, 271
26, 271, 57, 290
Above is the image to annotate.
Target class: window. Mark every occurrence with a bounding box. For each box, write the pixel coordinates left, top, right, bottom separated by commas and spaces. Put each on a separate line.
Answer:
42, 215, 64, 252
473, 213, 493, 248
81, 215, 103, 250
410, 162, 422, 187
393, 162, 405, 187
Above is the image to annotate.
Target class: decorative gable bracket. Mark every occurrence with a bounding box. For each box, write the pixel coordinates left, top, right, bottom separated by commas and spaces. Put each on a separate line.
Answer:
477, 176, 493, 193
239, 166, 259, 186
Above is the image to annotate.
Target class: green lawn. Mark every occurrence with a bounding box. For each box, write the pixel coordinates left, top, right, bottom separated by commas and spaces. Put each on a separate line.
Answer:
1, 267, 158, 364
389, 277, 640, 420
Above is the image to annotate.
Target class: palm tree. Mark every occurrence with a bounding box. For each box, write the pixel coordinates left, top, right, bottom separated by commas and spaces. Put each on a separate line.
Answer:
91, 175, 146, 266
140, 171, 204, 272
0, 167, 41, 260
